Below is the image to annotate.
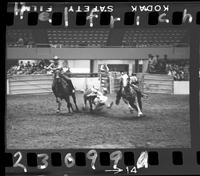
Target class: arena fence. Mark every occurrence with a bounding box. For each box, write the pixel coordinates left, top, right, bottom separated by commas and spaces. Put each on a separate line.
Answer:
142, 74, 174, 94
6, 74, 189, 95
6, 74, 100, 95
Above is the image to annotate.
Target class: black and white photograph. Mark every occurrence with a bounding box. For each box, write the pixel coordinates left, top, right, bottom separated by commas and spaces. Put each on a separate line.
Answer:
6, 3, 191, 149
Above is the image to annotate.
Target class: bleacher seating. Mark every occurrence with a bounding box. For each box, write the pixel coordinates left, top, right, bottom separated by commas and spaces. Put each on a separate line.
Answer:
6, 28, 189, 48
7, 29, 35, 47
47, 29, 110, 47
122, 29, 188, 47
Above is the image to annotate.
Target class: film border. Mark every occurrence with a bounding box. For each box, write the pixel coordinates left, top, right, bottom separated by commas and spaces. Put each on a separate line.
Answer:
3, 0, 200, 175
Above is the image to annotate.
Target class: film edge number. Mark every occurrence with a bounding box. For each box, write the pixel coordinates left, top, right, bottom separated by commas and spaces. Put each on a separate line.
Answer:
11, 150, 148, 173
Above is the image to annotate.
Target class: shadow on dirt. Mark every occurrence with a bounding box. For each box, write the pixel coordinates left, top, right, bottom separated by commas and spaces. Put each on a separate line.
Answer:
80, 109, 152, 121
41, 107, 152, 121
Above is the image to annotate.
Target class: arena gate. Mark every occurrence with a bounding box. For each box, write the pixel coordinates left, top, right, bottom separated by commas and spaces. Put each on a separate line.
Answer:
99, 66, 110, 93
109, 72, 121, 94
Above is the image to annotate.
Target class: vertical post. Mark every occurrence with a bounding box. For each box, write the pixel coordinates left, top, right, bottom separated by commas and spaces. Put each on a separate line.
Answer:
85, 77, 88, 90
135, 59, 139, 73
189, 26, 200, 147
128, 63, 132, 75
132, 60, 136, 73
7, 78, 10, 95
90, 60, 94, 76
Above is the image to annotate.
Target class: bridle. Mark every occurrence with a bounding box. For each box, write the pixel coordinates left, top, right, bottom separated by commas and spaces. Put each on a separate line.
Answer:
54, 69, 62, 82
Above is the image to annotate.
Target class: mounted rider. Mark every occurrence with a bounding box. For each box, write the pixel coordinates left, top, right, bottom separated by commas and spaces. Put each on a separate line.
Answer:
119, 71, 132, 97
129, 73, 142, 95
129, 73, 148, 110
118, 72, 147, 110
130, 73, 148, 97
46, 56, 75, 93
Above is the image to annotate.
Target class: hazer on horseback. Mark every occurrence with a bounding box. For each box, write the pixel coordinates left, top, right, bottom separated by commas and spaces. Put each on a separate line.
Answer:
129, 73, 148, 110
51, 56, 79, 113
47, 56, 75, 93
116, 72, 145, 117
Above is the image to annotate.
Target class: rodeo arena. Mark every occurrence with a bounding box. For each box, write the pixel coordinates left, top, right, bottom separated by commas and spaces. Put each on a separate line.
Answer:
6, 6, 193, 149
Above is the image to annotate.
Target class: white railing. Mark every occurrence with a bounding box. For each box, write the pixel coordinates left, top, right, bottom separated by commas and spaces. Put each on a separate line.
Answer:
7, 74, 100, 95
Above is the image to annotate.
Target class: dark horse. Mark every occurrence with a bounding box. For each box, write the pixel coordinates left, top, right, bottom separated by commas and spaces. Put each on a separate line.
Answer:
52, 69, 79, 113
115, 76, 143, 117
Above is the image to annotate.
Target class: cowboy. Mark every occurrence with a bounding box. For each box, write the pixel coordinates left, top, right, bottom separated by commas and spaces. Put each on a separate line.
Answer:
87, 86, 113, 109
100, 64, 109, 73
148, 54, 155, 73
47, 56, 75, 93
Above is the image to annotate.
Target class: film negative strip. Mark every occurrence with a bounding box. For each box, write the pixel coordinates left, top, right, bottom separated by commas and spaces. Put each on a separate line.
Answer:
4, 1, 200, 176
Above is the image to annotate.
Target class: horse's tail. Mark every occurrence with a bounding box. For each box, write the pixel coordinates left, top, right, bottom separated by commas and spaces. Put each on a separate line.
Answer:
83, 93, 87, 107
115, 90, 121, 105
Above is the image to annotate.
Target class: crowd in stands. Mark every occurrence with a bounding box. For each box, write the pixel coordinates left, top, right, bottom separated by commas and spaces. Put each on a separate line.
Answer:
166, 63, 189, 81
7, 60, 54, 76
148, 54, 189, 81
7, 58, 190, 81
8, 38, 35, 48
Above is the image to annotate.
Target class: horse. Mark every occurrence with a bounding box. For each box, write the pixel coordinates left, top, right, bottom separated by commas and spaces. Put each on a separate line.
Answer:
115, 76, 143, 117
52, 69, 79, 113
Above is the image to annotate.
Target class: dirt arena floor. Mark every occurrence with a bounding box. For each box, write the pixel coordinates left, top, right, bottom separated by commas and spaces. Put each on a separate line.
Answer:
6, 93, 191, 149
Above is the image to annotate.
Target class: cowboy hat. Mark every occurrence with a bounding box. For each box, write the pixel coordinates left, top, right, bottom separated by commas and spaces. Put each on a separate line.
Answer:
53, 56, 59, 60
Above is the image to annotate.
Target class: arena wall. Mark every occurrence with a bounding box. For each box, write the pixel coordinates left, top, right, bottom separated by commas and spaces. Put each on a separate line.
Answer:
7, 47, 189, 60
173, 81, 189, 94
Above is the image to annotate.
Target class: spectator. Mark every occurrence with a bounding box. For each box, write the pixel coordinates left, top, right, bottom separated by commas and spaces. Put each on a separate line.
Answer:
25, 61, 31, 68
43, 59, 51, 67
38, 60, 45, 69
179, 70, 185, 80
19, 60, 24, 67
153, 55, 159, 66
17, 38, 24, 46
147, 54, 154, 73
31, 63, 37, 73
165, 63, 189, 81
168, 69, 172, 76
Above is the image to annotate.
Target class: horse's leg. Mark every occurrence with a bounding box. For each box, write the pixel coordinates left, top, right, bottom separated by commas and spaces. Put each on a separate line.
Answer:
65, 96, 74, 113
128, 102, 138, 111
122, 98, 134, 113
56, 97, 61, 113
83, 95, 87, 109
89, 99, 93, 111
107, 101, 113, 109
137, 94, 142, 110
115, 91, 121, 105
135, 96, 143, 117
72, 93, 79, 111
128, 103, 134, 112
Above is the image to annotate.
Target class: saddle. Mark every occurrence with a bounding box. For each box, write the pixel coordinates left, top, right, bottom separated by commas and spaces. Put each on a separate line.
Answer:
123, 86, 135, 99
